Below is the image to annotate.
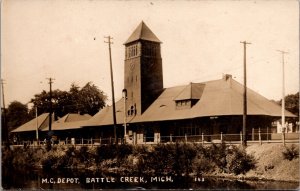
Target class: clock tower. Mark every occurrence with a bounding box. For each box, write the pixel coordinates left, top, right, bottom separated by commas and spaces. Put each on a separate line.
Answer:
124, 21, 163, 116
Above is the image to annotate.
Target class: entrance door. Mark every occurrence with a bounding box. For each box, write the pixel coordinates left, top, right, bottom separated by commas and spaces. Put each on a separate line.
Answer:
145, 128, 154, 142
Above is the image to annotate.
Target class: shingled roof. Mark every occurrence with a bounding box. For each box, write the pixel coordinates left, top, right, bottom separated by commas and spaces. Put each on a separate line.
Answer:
11, 113, 53, 133
124, 21, 161, 44
42, 113, 92, 131
84, 76, 296, 127
174, 82, 205, 101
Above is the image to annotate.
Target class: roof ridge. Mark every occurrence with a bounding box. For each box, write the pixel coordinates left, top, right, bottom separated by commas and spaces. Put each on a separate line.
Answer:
65, 113, 71, 122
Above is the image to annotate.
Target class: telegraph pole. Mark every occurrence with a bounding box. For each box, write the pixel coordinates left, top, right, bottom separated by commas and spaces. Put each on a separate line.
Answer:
240, 41, 251, 146
35, 106, 39, 142
1, 79, 8, 143
46, 78, 54, 132
276, 50, 288, 132
122, 89, 127, 142
104, 36, 117, 144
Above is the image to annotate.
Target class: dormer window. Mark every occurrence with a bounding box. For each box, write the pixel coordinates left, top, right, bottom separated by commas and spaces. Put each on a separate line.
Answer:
175, 100, 193, 109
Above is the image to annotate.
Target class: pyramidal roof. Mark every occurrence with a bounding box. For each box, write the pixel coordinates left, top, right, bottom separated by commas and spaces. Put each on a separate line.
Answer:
124, 21, 161, 44
174, 83, 205, 101
56, 113, 92, 123
42, 113, 92, 131
11, 113, 54, 132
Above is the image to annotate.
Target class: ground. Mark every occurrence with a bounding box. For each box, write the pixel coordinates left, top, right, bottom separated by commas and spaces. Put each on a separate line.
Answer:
244, 143, 299, 182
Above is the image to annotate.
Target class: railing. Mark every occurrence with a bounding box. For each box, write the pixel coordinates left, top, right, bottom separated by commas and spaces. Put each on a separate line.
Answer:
10, 132, 299, 147
11, 137, 125, 147
160, 132, 299, 145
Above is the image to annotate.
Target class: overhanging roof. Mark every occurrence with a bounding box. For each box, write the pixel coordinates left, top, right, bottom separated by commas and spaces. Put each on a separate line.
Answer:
42, 113, 92, 131
84, 76, 296, 127
11, 113, 52, 133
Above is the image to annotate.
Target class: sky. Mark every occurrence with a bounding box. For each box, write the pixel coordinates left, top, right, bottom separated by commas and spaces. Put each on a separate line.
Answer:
1, 0, 299, 108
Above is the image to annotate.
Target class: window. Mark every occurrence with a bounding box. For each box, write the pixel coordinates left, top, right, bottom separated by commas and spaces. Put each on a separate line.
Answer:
126, 44, 140, 59
175, 100, 192, 109
127, 104, 137, 116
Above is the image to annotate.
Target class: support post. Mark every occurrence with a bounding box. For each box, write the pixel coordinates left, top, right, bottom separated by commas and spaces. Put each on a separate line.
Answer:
259, 128, 262, 145
185, 134, 187, 143
240, 131, 243, 145
282, 132, 285, 146
221, 132, 223, 143
202, 133, 204, 145
170, 134, 172, 142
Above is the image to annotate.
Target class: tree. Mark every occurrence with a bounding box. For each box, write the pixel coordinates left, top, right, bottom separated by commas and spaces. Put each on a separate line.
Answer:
78, 82, 107, 115
6, 101, 31, 132
278, 92, 299, 116
29, 89, 70, 119
29, 82, 107, 117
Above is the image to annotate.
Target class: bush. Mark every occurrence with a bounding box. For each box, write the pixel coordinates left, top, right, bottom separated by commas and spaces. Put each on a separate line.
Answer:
117, 144, 133, 159
282, 144, 299, 161
225, 146, 256, 175
41, 155, 59, 169
192, 153, 214, 175
174, 143, 197, 176
205, 143, 228, 172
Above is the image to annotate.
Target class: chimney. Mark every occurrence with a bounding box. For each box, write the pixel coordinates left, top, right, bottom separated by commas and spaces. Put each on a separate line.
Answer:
223, 74, 232, 81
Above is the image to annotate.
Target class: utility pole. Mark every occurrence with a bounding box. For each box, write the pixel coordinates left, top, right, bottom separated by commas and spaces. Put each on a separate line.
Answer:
277, 50, 288, 133
240, 41, 251, 146
122, 89, 127, 143
35, 106, 39, 142
46, 78, 54, 132
104, 36, 117, 144
1, 79, 8, 143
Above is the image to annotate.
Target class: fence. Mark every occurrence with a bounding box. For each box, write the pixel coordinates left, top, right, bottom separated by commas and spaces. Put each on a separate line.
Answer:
11, 132, 299, 147
160, 132, 299, 145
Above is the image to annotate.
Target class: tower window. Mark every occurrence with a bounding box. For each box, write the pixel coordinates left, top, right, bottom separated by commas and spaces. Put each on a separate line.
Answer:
128, 105, 137, 116
126, 44, 140, 59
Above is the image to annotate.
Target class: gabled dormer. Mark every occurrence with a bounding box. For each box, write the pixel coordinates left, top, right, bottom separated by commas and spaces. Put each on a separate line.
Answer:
174, 83, 205, 109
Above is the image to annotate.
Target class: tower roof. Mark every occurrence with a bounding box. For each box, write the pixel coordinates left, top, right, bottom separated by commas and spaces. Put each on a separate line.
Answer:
124, 21, 161, 44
